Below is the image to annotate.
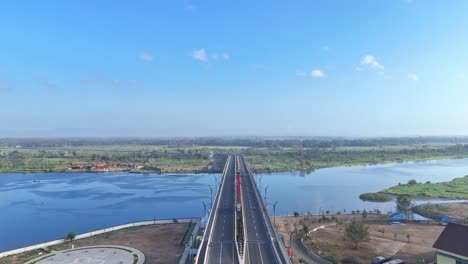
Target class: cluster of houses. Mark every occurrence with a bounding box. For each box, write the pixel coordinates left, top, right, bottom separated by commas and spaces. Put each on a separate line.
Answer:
69, 162, 145, 172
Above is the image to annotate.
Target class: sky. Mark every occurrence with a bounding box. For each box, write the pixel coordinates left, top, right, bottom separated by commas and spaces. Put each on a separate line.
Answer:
0, 0, 467, 137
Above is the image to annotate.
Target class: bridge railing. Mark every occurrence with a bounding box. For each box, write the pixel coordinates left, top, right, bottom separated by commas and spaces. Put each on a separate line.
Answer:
234, 156, 243, 263
196, 155, 231, 264
241, 156, 291, 264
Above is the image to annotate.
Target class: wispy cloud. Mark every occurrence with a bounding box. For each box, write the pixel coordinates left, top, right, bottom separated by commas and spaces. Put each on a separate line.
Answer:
184, 2, 196, 10
193, 49, 229, 62
408, 73, 419, 81
139, 52, 154, 62
35, 77, 58, 88
296, 71, 307, 77
322, 46, 331, 52
80, 77, 139, 87
361, 55, 384, 70
296, 69, 325, 78
310, 69, 325, 78
192, 48, 209, 62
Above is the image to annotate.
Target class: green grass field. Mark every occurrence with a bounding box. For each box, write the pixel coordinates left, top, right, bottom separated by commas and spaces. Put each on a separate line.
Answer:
381, 176, 468, 199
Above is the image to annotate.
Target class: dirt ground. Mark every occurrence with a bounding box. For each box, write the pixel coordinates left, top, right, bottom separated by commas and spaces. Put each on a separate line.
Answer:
1, 223, 190, 264
274, 214, 388, 248
274, 215, 446, 264
421, 202, 468, 220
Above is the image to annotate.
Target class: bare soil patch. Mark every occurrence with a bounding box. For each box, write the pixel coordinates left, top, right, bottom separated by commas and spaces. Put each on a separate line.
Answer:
1, 223, 189, 264
274, 215, 445, 264
416, 202, 468, 220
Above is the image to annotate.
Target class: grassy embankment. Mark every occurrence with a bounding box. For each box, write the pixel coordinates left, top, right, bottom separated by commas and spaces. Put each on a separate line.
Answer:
1, 142, 468, 173
361, 176, 468, 203
0, 146, 229, 173
240, 144, 468, 172
381, 176, 468, 199
412, 202, 468, 220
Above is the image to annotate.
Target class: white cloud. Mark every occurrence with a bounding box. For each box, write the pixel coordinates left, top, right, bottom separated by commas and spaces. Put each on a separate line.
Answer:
139, 52, 154, 62
296, 69, 325, 78
192, 49, 209, 62
310, 69, 325, 78
361, 55, 384, 70
193, 49, 229, 62
408, 73, 419, 81
322, 46, 331, 52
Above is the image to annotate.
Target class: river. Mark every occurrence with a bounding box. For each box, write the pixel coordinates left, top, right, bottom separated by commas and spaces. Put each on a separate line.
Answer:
1, 158, 468, 251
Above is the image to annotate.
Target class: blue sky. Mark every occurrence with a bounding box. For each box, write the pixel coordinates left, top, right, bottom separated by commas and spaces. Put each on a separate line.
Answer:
0, 0, 467, 137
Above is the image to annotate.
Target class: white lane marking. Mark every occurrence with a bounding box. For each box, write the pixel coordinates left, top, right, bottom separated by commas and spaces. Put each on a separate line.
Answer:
258, 243, 264, 264
220, 243, 223, 264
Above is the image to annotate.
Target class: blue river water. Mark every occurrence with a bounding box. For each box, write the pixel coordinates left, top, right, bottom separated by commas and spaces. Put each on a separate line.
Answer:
1, 158, 468, 251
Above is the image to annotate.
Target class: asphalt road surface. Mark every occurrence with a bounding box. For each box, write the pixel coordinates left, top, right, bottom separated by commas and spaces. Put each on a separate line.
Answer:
200, 155, 239, 264
238, 155, 284, 264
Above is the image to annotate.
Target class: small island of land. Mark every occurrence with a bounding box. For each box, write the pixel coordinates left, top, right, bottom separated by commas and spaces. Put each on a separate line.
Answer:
359, 192, 393, 202
360, 176, 468, 205
381, 176, 468, 199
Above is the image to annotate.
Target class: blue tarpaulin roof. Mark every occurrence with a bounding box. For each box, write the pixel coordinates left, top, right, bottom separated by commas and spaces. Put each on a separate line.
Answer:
439, 216, 451, 222
390, 213, 407, 220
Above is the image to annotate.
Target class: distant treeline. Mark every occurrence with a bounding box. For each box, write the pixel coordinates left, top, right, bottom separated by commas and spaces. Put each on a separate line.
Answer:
1, 137, 468, 148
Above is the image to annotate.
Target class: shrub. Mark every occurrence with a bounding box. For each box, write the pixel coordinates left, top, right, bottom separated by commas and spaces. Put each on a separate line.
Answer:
359, 192, 393, 202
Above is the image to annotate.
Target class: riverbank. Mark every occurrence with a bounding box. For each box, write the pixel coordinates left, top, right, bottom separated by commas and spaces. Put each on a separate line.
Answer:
380, 176, 468, 199
0, 219, 196, 263
412, 202, 468, 221
2, 143, 468, 173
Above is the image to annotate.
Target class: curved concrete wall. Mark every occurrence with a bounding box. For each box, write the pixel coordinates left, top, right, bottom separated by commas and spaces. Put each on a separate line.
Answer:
0, 218, 199, 259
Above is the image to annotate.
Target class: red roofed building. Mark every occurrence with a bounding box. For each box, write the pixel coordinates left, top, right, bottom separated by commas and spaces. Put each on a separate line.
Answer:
94, 162, 107, 169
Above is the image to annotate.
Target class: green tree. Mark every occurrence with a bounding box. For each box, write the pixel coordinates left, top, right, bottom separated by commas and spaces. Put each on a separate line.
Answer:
396, 195, 413, 218
302, 224, 309, 236
344, 221, 369, 249
66, 232, 76, 242
407, 179, 418, 185
361, 209, 368, 220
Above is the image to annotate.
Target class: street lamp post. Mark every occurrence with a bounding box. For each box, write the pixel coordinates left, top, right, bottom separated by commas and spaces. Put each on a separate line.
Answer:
273, 200, 278, 228
208, 185, 213, 209
212, 175, 218, 187
289, 230, 295, 262
264, 185, 269, 205
202, 201, 207, 217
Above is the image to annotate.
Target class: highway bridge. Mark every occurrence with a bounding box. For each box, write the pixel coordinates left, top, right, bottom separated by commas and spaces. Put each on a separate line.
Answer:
196, 155, 290, 264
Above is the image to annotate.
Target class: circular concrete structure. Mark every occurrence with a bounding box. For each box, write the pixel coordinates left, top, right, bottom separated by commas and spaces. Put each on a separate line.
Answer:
26, 245, 145, 264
